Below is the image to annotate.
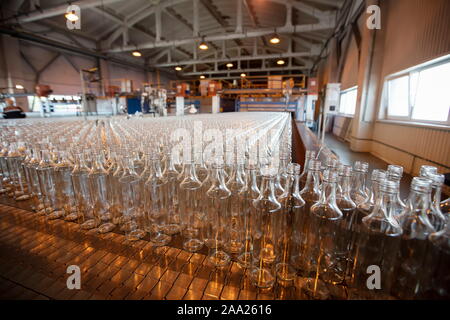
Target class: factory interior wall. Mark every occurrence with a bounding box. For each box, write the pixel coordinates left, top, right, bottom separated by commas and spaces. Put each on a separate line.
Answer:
0, 34, 157, 111
322, 0, 450, 175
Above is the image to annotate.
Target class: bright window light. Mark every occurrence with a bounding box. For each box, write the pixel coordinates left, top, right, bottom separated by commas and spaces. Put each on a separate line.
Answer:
382, 56, 450, 125
387, 76, 409, 117
339, 87, 357, 115
411, 62, 450, 121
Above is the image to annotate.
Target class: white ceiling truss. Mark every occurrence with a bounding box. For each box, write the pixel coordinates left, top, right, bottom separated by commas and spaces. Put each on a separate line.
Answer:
1, 0, 346, 78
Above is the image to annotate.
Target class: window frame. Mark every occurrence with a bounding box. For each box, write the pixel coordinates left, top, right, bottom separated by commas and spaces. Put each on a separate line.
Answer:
338, 86, 358, 116
380, 55, 450, 126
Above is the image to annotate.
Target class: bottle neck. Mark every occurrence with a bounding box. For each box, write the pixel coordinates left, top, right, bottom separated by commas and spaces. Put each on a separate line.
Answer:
405, 189, 430, 215
302, 169, 320, 194
371, 189, 396, 220
317, 180, 338, 206
431, 185, 443, 211
259, 176, 277, 201
293, 174, 301, 195
353, 170, 367, 192
340, 174, 352, 197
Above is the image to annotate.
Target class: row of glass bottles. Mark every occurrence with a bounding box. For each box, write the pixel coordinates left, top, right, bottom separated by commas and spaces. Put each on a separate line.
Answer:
1, 115, 449, 299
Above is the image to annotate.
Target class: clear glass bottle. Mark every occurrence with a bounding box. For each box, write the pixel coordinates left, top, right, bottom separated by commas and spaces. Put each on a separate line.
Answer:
425, 173, 446, 232
392, 177, 435, 299
206, 159, 232, 267
351, 161, 369, 206
71, 152, 95, 228
163, 151, 182, 235
53, 151, 76, 219
236, 159, 260, 268
386, 164, 406, 216
225, 157, 246, 256
24, 147, 43, 211
36, 149, 58, 216
420, 221, 450, 299
299, 150, 316, 188
250, 166, 282, 288
179, 157, 204, 252
277, 163, 304, 283
144, 153, 171, 246
303, 170, 345, 299
336, 165, 357, 281
349, 179, 402, 299
88, 153, 114, 233
119, 155, 146, 241
296, 159, 322, 273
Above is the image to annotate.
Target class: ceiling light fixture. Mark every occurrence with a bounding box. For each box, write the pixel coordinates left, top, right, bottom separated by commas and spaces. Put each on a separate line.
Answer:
132, 51, 142, 57
175, 66, 182, 71
240, 73, 246, 78
226, 63, 233, 68
277, 59, 285, 65
65, 11, 79, 22
15, 84, 24, 90
199, 42, 209, 50
200, 75, 206, 79
269, 34, 281, 44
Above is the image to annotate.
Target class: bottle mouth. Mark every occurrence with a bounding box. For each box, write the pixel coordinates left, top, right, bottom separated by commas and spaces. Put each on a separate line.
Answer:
339, 165, 352, 177
287, 163, 301, 175
354, 161, 369, 172
322, 169, 338, 183
379, 179, 398, 193
410, 177, 432, 193
309, 160, 322, 171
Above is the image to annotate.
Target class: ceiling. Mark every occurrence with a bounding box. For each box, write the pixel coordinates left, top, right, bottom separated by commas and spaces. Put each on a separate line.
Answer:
0, 0, 349, 79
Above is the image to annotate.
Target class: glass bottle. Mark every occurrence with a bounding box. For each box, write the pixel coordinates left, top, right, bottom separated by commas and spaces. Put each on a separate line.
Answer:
351, 161, 369, 206
144, 153, 171, 246
36, 149, 58, 216
348, 179, 402, 299
119, 156, 146, 241
24, 147, 43, 211
205, 159, 232, 267
299, 150, 315, 188
392, 177, 435, 299
110, 152, 125, 226
179, 157, 204, 252
71, 152, 95, 227
386, 164, 406, 216
236, 159, 260, 268
420, 221, 450, 299
295, 159, 321, 273
277, 163, 304, 283
336, 165, 357, 281
303, 170, 344, 299
88, 153, 114, 233
225, 157, 246, 256
425, 173, 447, 232
250, 166, 282, 288
6, 142, 29, 200
53, 151, 77, 219
163, 151, 182, 235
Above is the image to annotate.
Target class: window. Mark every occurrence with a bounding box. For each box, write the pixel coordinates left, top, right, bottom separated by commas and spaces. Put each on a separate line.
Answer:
339, 86, 357, 115
381, 56, 450, 125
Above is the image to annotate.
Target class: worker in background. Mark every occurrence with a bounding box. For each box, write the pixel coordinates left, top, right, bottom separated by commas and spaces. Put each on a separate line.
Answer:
2, 98, 26, 119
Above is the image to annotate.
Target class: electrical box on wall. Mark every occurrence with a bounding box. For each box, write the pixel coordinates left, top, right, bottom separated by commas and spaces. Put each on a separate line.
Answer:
324, 83, 341, 114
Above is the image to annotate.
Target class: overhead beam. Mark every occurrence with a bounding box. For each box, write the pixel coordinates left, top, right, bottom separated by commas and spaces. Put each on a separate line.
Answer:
107, 21, 335, 52
2, 0, 125, 24
183, 66, 309, 76
154, 50, 320, 68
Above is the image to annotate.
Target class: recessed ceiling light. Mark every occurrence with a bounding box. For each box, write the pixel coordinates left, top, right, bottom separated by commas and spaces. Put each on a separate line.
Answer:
65, 11, 79, 22
15, 84, 24, 90
240, 73, 246, 77
199, 42, 209, 50
175, 66, 182, 71
277, 59, 285, 65
226, 63, 233, 68
200, 75, 206, 79
132, 51, 142, 57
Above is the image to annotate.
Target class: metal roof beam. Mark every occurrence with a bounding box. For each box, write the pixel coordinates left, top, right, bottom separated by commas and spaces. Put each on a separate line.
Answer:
154, 50, 319, 68
107, 21, 334, 52
183, 66, 308, 76
2, 0, 125, 24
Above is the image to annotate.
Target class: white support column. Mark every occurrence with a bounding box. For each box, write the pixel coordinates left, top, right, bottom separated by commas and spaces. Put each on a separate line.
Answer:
176, 96, 184, 116
285, 2, 293, 28
212, 95, 220, 113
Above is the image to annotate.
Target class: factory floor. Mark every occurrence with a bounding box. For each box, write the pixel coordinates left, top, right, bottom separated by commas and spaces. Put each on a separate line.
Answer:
324, 133, 413, 198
